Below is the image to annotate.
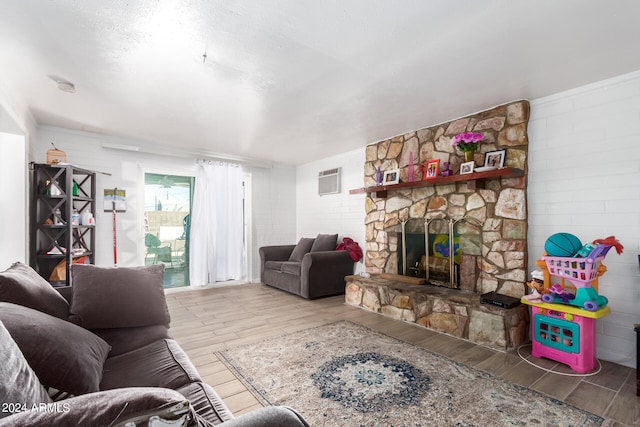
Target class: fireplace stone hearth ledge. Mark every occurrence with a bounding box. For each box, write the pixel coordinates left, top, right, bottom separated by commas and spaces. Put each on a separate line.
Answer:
345, 275, 528, 351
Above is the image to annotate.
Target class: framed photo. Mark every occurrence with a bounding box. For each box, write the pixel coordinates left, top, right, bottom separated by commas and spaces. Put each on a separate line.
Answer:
483, 149, 506, 168
383, 168, 400, 185
424, 159, 440, 179
460, 161, 475, 175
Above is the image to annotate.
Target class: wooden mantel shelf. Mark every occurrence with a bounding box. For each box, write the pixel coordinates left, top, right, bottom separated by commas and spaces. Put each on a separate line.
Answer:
349, 167, 524, 198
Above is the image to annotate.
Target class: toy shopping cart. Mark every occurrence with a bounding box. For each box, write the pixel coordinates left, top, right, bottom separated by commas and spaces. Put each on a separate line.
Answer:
540, 244, 612, 311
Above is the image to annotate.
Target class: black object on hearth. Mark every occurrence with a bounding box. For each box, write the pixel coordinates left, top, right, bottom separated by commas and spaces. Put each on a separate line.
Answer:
480, 291, 521, 309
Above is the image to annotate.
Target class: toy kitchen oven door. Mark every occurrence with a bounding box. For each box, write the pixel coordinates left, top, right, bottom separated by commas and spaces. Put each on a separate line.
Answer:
530, 304, 609, 373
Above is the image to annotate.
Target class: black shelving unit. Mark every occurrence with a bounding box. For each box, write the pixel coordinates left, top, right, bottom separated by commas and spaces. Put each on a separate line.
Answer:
29, 163, 96, 287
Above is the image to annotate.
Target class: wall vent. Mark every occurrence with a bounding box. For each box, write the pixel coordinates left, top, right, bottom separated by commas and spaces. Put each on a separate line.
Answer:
318, 168, 340, 196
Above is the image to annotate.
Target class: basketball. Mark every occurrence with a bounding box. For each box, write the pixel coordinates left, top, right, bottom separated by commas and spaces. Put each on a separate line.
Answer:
544, 233, 582, 257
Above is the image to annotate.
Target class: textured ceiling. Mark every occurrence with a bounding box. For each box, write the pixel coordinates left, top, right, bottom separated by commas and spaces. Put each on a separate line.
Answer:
1, 1, 640, 165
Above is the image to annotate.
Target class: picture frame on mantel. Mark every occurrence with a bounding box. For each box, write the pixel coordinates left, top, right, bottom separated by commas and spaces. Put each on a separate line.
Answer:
424, 159, 440, 179
460, 161, 475, 175
483, 149, 506, 168
383, 168, 400, 185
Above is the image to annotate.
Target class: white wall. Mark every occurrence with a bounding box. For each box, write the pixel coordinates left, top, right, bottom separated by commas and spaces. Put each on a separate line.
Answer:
0, 78, 37, 269
34, 127, 296, 282
247, 164, 297, 280
0, 132, 26, 268
296, 148, 367, 274
528, 70, 640, 368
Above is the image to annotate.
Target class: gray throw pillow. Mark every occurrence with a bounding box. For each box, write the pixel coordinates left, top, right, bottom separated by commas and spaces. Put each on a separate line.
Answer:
0, 302, 112, 396
0, 262, 70, 319
0, 320, 53, 419
70, 264, 169, 329
288, 238, 315, 262
310, 234, 338, 252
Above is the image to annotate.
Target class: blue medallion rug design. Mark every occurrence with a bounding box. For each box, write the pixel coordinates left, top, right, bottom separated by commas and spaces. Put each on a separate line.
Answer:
217, 321, 609, 427
312, 352, 430, 413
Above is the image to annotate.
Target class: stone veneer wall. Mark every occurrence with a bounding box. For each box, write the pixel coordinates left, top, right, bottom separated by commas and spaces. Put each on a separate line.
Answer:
364, 100, 530, 298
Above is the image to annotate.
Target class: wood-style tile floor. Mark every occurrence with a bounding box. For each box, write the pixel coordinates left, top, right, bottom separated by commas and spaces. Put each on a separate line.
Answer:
165, 283, 639, 426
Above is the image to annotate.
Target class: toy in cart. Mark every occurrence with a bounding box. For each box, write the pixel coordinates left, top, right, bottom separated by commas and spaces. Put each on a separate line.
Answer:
540, 235, 623, 312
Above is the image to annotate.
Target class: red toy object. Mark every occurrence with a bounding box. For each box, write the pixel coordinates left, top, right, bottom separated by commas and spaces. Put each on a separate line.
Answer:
592, 236, 623, 255
336, 237, 363, 262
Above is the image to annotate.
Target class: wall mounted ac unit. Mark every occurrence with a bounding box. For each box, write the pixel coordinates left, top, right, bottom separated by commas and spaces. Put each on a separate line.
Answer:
318, 168, 340, 196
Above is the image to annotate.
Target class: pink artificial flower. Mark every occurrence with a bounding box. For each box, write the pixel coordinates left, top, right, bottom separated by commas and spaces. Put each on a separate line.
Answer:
451, 132, 483, 146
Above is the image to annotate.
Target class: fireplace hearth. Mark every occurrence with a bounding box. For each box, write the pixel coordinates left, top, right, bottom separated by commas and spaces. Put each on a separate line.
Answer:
345, 274, 528, 351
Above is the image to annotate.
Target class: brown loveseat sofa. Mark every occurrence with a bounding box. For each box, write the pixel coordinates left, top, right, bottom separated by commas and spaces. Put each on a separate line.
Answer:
259, 234, 355, 300
0, 262, 308, 426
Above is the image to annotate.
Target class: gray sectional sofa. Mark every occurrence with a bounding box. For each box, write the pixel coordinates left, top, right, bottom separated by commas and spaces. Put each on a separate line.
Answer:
259, 234, 355, 299
0, 262, 308, 426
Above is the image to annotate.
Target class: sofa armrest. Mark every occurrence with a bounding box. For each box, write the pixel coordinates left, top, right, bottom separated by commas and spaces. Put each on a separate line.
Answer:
220, 406, 309, 427
259, 245, 295, 277
300, 250, 354, 299
259, 245, 295, 261
0, 387, 199, 427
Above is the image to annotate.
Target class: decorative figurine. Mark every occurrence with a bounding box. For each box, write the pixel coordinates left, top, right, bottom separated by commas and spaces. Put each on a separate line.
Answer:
441, 162, 453, 177
375, 166, 382, 185
408, 152, 415, 182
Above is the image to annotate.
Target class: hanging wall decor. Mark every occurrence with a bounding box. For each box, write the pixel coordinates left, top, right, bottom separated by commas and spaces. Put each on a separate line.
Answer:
104, 188, 126, 212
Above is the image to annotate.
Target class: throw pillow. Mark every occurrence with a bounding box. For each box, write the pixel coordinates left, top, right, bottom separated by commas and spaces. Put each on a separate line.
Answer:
0, 302, 111, 396
0, 320, 53, 419
0, 387, 203, 427
288, 238, 315, 262
69, 264, 169, 329
0, 262, 70, 319
310, 233, 338, 252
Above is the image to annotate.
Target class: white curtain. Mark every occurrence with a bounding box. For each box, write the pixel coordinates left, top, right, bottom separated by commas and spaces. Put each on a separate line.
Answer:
189, 160, 245, 286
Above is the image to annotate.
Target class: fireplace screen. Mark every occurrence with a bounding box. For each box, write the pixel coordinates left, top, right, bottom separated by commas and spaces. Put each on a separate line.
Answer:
396, 217, 482, 289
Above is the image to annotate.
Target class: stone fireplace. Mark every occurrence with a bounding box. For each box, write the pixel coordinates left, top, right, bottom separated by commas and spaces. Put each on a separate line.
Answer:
346, 100, 531, 351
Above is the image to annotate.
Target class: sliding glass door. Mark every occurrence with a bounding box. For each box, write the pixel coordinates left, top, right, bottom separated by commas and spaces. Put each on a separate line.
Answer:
143, 173, 193, 288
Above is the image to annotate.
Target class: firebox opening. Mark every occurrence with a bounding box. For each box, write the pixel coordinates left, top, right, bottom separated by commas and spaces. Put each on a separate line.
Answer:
390, 217, 483, 292
398, 232, 459, 287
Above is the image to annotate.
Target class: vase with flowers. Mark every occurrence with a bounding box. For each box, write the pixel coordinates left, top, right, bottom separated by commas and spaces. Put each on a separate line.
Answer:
451, 132, 483, 162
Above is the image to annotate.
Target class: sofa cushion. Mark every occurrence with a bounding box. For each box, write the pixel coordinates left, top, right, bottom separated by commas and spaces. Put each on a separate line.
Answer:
0, 387, 206, 427
0, 262, 70, 319
0, 320, 53, 419
280, 262, 301, 276
310, 233, 338, 252
264, 261, 301, 276
92, 324, 171, 357
100, 339, 201, 391
265, 261, 286, 271
288, 238, 315, 262
0, 302, 111, 396
70, 264, 169, 329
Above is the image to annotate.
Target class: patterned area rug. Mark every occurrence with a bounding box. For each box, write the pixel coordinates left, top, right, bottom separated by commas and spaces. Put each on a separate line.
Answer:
217, 321, 609, 427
